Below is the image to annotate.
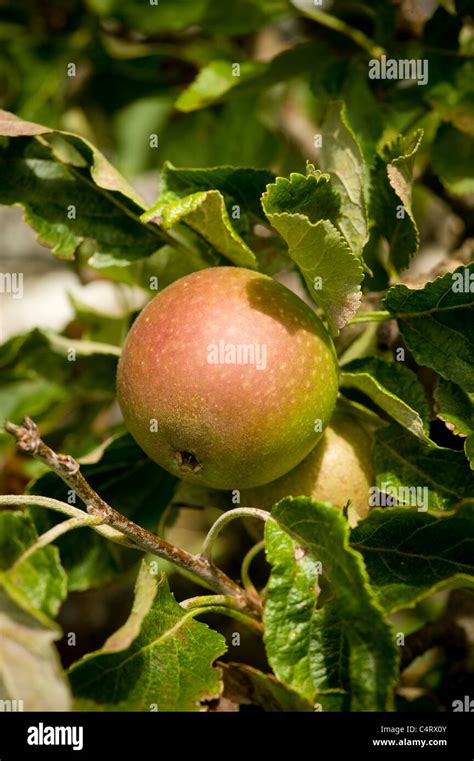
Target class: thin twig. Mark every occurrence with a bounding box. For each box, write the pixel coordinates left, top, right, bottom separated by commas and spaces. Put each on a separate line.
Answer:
4, 417, 260, 616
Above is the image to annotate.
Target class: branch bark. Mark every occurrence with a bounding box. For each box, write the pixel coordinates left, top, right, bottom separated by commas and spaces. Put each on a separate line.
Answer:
4, 417, 261, 617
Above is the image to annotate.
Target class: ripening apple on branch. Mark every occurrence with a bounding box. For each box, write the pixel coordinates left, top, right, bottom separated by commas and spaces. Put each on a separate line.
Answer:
241, 410, 374, 527
117, 267, 339, 490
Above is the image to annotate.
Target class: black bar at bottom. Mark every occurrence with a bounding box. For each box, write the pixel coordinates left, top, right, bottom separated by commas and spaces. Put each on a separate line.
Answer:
0, 711, 472, 759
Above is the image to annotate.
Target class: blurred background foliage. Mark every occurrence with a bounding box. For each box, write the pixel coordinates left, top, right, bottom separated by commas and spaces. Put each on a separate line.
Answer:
0, 0, 472, 180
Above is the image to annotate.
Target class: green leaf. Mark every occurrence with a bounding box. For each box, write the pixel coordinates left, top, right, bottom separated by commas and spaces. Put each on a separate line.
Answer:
341, 357, 431, 441
154, 99, 279, 171
176, 60, 263, 112
175, 42, 328, 112
319, 101, 369, 257
69, 562, 226, 711
466, 437, 474, 472
309, 59, 384, 169
183, 0, 289, 33
262, 173, 363, 333
221, 662, 314, 711
142, 162, 275, 268
341, 66, 384, 167
86, 0, 209, 32
369, 130, 423, 272
144, 190, 256, 267
432, 124, 474, 195
114, 95, 174, 178
308, 603, 349, 711
29, 433, 178, 592
263, 518, 320, 700
0, 110, 164, 266
87, 0, 288, 35
102, 239, 213, 292
0, 328, 119, 400
0, 378, 68, 452
384, 264, 474, 392
351, 504, 474, 614
156, 162, 274, 221
0, 511, 67, 619
69, 293, 135, 347
427, 61, 474, 137
434, 378, 474, 469
262, 170, 340, 225
0, 328, 121, 455
0, 590, 71, 711
374, 424, 474, 510
270, 499, 399, 710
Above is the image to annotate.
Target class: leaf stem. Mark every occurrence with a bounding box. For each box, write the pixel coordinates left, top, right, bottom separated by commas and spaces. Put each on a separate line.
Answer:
9, 513, 103, 571
200, 507, 271, 560
348, 310, 391, 324
297, 6, 385, 59
157, 502, 173, 539
0, 494, 135, 547
181, 596, 264, 634
241, 540, 265, 596
181, 594, 243, 611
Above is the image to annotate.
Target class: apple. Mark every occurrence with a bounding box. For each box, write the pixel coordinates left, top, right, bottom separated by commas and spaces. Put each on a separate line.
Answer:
117, 267, 338, 490
241, 411, 374, 526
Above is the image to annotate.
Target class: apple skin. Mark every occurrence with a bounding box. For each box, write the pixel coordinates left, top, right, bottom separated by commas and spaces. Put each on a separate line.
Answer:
117, 267, 338, 490
241, 411, 373, 526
